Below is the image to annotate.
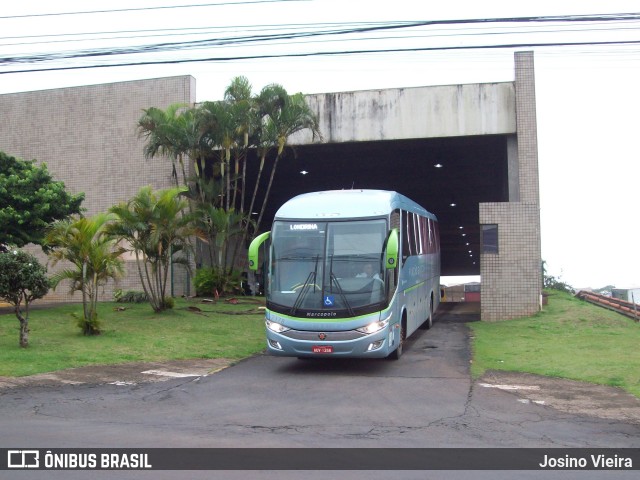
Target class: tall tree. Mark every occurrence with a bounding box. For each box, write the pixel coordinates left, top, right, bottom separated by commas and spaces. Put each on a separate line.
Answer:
253, 87, 322, 234
45, 213, 124, 335
0, 250, 49, 347
137, 104, 198, 191
136, 80, 322, 293
198, 100, 237, 210
108, 186, 202, 312
0, 151, 84, 251
224, 76, 255, 213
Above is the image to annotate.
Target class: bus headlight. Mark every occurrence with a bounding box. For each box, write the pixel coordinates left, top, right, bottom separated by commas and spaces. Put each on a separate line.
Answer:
356, 316, 390, 335
266, 319, 290, 333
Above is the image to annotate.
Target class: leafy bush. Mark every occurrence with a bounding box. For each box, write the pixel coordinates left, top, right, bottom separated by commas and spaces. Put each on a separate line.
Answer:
162, 296, 175, 309
195, 267, 243, 297
115, 290, 149, 303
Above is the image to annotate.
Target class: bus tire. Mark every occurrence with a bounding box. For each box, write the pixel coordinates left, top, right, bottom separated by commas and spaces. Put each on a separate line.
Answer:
420, 296, 434, 330
388, 318, 406, 360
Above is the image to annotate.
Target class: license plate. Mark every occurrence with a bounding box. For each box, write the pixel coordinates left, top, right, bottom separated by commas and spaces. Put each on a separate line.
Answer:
312, 345, 333, 354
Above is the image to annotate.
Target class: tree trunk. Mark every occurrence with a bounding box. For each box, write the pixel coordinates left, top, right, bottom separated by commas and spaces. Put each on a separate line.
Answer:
256, 151, 282, 234
15, 305, 29, 348
247, 150, 267, 233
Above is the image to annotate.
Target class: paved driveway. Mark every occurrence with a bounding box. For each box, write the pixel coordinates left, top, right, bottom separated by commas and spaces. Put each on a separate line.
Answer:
1, 303, 639, 479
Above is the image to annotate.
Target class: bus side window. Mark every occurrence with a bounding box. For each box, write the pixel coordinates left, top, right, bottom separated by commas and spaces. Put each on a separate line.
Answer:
401, 210, 409, 262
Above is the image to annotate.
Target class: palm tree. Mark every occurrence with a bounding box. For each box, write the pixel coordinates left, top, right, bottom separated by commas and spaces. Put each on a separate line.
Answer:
45, 213, 124, 335
108, 186, 202, 312
224, 76, 255, 213
253, 87, 322, 234
245, 84, 284, 234
195, 204, 248, 271
197, 100, 238, 210
138, 104, 189, 189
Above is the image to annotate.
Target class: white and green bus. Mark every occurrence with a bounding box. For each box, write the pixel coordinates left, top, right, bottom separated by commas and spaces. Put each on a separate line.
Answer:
248, 190, 440, 359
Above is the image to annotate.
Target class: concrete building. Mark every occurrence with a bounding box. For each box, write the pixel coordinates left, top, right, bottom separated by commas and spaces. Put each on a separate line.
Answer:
0, 76, 196, 301
0, 52, 541, 320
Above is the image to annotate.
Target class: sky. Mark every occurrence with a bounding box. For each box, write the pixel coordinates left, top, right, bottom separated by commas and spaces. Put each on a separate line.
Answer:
1, 0, 640, 289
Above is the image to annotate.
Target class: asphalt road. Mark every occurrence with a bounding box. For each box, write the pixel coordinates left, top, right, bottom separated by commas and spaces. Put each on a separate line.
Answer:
1, 303, 639, 480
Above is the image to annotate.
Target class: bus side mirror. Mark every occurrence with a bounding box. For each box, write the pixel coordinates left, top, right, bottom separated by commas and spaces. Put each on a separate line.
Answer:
385, 228, 399, 269
248, 231, 270, 271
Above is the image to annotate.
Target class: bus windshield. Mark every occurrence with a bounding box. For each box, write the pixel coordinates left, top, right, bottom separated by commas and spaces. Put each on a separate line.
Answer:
268, 219, 388, 316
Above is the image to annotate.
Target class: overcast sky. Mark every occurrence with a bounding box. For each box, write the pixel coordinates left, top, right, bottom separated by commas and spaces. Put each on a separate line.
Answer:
1, 0, 640, 289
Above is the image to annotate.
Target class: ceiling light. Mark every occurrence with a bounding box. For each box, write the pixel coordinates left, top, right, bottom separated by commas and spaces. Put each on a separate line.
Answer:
300, 170, 309, 175
434, 163, 443, 168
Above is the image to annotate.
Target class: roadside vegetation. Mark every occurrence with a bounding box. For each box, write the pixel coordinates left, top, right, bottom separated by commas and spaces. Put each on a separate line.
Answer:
1, 75, 320, 347
470, 290, 640, 398
2, 290, 639, 401
0, 298, 266, 377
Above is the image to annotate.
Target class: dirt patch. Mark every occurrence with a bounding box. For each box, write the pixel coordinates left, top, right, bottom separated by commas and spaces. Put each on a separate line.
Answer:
0, 358, 235, 390
480, 370, 640, 424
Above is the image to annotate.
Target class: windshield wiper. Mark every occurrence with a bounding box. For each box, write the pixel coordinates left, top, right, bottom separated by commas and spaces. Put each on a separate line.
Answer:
290, 255, 319, 315
328, 255, 354, 316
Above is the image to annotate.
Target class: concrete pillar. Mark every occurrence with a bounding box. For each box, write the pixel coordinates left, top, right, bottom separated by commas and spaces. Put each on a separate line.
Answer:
480, 52, 542, 320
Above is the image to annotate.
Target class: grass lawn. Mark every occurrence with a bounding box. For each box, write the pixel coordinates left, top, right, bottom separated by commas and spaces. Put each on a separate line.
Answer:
0, 297, 266, 377
4, 291, 640, 399
470, 290, 640, 397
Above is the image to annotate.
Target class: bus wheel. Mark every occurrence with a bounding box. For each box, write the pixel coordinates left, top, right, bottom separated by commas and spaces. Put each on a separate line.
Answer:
388, 320, 406, 360
427, 296, 434, 329
420, 296, 434, 330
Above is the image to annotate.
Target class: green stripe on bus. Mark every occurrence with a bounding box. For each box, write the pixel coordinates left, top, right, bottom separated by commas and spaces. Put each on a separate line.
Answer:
404, 281, 426, 294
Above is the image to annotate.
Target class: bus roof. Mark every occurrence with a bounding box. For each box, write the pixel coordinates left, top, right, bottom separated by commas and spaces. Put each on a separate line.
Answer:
274, 190, 437, 221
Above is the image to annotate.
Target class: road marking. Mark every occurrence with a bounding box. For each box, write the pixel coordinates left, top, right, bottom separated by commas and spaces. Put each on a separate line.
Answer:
517, 398, 546, 405
479, 383, 540, 391
109, 381, 137, 386
141, 370, 202, 378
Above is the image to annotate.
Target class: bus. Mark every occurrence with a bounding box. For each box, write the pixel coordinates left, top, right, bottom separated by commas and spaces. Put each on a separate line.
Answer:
248, 190, 440, 359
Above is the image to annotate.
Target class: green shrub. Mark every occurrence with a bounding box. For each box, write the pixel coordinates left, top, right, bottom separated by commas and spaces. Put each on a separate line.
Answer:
195, 267, 243, 296
162, 296, 175, 309
115, 290, 149, 303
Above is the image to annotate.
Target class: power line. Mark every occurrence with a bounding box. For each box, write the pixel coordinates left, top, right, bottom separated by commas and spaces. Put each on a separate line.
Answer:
3, 39, 640, 75
0, 0, 308, 20
3, 14, 640, 67
1, 12, 639, 75
3, 21, 639, 48
2, 12, 640, 43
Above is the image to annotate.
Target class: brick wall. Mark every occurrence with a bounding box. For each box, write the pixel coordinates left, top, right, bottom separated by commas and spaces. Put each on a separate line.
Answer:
480, 52, 542, 320
480, 202, 542, 320
0, 76, 196, 303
